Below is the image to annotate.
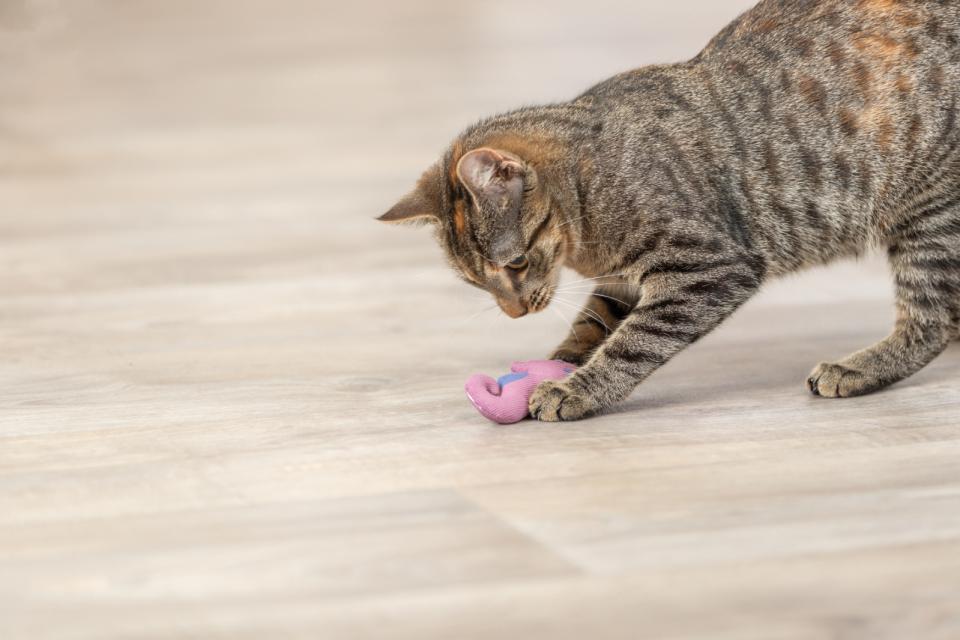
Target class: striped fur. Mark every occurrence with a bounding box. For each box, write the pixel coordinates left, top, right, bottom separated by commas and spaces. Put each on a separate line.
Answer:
382, 0, 960, 421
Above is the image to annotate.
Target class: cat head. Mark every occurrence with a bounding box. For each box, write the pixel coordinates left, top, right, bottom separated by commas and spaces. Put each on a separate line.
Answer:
379, 144, 568, 318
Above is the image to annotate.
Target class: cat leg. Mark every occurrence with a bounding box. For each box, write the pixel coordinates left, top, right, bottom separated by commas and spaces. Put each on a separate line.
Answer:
549, 284, 639, 365
807, 236, 959, 398
531, 257, 763, 421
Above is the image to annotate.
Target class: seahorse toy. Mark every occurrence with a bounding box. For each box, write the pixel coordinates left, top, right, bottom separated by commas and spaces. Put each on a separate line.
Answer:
465, 360, 577, 425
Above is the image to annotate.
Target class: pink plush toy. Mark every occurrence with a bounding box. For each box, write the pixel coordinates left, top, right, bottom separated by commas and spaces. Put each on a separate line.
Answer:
465, 360, 577, 425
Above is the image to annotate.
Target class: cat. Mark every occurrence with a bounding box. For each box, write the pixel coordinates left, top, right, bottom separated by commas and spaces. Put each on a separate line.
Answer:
379, 0, 960, 422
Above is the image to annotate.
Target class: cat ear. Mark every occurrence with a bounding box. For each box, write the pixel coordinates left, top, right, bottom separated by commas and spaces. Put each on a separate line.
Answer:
456, 148, 526, 263
378, 165, 443, 225
456, 148, 525, 207
378, 189, 438, 225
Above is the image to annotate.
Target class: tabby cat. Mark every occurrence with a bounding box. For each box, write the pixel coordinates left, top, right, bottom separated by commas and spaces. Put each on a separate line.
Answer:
380, 0, 960, 421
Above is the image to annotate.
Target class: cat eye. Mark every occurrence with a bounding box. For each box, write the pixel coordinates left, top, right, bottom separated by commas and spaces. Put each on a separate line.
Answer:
506, 255, 529, 270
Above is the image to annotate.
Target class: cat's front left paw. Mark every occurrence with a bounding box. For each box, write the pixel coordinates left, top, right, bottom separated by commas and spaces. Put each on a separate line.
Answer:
529, 380, 597, 422
548, 348, 590, 367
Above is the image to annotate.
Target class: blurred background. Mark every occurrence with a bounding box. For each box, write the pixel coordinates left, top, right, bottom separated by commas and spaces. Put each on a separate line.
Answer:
3, 1, 959, 638
0, 0, 762, 332
0, 0, 896, 373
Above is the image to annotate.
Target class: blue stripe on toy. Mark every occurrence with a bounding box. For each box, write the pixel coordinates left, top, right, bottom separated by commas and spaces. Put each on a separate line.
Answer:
497, 372, 528, 387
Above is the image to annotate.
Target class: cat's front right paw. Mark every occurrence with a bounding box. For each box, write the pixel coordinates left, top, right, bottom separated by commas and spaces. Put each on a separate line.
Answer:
529, 380, 597, 422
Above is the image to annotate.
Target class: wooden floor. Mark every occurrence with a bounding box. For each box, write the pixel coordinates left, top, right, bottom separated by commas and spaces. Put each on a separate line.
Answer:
2, 1, 959, 638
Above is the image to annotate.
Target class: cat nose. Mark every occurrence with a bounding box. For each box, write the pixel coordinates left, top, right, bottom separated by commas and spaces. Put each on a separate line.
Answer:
497, 298, 528, 319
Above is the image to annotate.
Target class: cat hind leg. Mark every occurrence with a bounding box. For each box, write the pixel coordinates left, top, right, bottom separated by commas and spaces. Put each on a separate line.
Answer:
807, 228, 960, 397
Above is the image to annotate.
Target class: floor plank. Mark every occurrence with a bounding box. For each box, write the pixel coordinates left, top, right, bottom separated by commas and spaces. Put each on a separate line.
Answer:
1, 0, 958, 638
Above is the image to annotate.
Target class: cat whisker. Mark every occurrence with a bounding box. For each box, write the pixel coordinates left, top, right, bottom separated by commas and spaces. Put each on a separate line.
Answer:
551, 296, 613, 335
557, 273, 630, 289
549, 304, 581, 346
459, 303, 499, 324
554, 289, 632, 307
577, 307, 613, 336
555, 281, 630, 292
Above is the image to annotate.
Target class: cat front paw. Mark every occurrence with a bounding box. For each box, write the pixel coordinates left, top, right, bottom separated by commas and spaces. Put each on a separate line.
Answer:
529, 380, 597, 422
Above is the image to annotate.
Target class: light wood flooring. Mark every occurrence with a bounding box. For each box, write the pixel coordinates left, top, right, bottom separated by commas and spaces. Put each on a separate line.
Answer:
1, 1, 958, 638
